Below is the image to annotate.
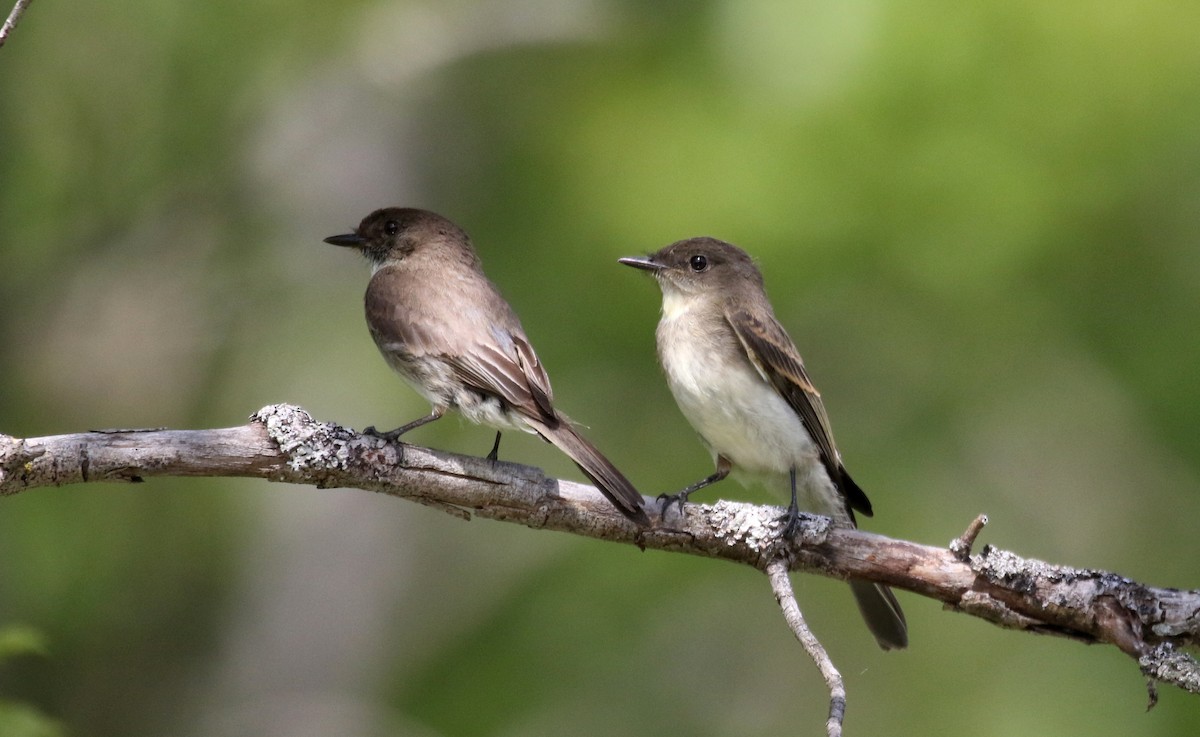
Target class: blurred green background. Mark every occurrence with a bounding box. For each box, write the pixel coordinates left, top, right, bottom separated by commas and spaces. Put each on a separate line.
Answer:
2, 0, 1199, 735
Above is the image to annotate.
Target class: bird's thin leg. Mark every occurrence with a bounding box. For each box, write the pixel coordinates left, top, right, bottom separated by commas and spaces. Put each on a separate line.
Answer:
778, 467, 802, 538
364, 407, 445, 441
486, 431, 502, 461
657, 456, 732, 516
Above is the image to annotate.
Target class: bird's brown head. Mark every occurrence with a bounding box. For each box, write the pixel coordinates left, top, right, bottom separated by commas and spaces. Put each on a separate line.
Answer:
324, 207, 475, 268
619, 236, 764, 298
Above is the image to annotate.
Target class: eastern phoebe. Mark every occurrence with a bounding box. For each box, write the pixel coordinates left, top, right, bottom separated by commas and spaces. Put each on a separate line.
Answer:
325, 207, 649, 527
620, 237, 907, 649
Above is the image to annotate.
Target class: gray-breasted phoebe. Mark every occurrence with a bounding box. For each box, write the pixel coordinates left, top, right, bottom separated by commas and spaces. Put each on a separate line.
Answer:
325, 207, 649, 526
620, 237, 907, 649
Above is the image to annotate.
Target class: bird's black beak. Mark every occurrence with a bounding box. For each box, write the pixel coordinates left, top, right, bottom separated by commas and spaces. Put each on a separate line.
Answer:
324, 232, 366, 248
618, 256, 664, 272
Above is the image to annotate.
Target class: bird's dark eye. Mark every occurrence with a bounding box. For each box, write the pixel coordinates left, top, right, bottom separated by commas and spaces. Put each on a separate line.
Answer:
384, 220, 399, 236
689, 254, 709, 272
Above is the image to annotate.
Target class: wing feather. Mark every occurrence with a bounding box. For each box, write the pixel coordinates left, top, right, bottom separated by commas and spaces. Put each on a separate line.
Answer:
364, 269, 558, 426
726, 308, 873, 517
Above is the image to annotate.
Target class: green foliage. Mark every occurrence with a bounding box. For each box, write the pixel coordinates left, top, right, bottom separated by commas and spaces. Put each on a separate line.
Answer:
0, 626, 49, 661
0, 626, 64, 737
0, 704, 66, 737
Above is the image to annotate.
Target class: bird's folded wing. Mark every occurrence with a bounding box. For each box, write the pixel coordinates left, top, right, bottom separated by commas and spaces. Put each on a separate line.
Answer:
726, 307, 873, 517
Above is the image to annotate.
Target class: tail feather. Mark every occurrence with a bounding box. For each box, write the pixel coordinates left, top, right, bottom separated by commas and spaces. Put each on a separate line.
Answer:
850, 581, 908, 650
537, 422, 649, 527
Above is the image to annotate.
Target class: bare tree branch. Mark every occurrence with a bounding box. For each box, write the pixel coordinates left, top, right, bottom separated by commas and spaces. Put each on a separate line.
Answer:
768, 559, 845, 737
949, 513, 989, 560
2, 403, 1199, 717
0, 0, 34, 49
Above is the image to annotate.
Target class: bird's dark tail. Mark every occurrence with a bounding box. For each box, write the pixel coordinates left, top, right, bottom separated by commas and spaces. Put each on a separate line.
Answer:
537, 422, 650, 527
850, 581, 908, 650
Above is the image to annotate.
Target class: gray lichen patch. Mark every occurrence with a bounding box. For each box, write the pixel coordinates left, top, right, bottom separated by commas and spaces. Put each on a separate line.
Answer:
252, 403, 381, 475
705, 500, 832, 555
707, 500, 778, 550
1141, 643, 1200, 695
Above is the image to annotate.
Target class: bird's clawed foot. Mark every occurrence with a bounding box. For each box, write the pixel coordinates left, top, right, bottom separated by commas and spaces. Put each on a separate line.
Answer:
656, 490, 692, 519
776, 502, 803, 539
654, 463, 730, 525
362, 410, 444, 444
363, 425, 406, 442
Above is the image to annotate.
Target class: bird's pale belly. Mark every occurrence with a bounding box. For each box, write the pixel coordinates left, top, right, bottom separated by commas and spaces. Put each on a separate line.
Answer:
658, 314, 843, 516
667, 352, 817, 473
659, 319, 818, 474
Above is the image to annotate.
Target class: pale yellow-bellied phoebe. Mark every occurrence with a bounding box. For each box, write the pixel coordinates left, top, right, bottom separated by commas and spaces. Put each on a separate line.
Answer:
620, 237, 907, 649
325, 207, 649, 526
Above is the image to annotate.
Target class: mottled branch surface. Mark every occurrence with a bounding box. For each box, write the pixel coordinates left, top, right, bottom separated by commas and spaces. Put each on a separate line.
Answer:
2, 404, 1198, 699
